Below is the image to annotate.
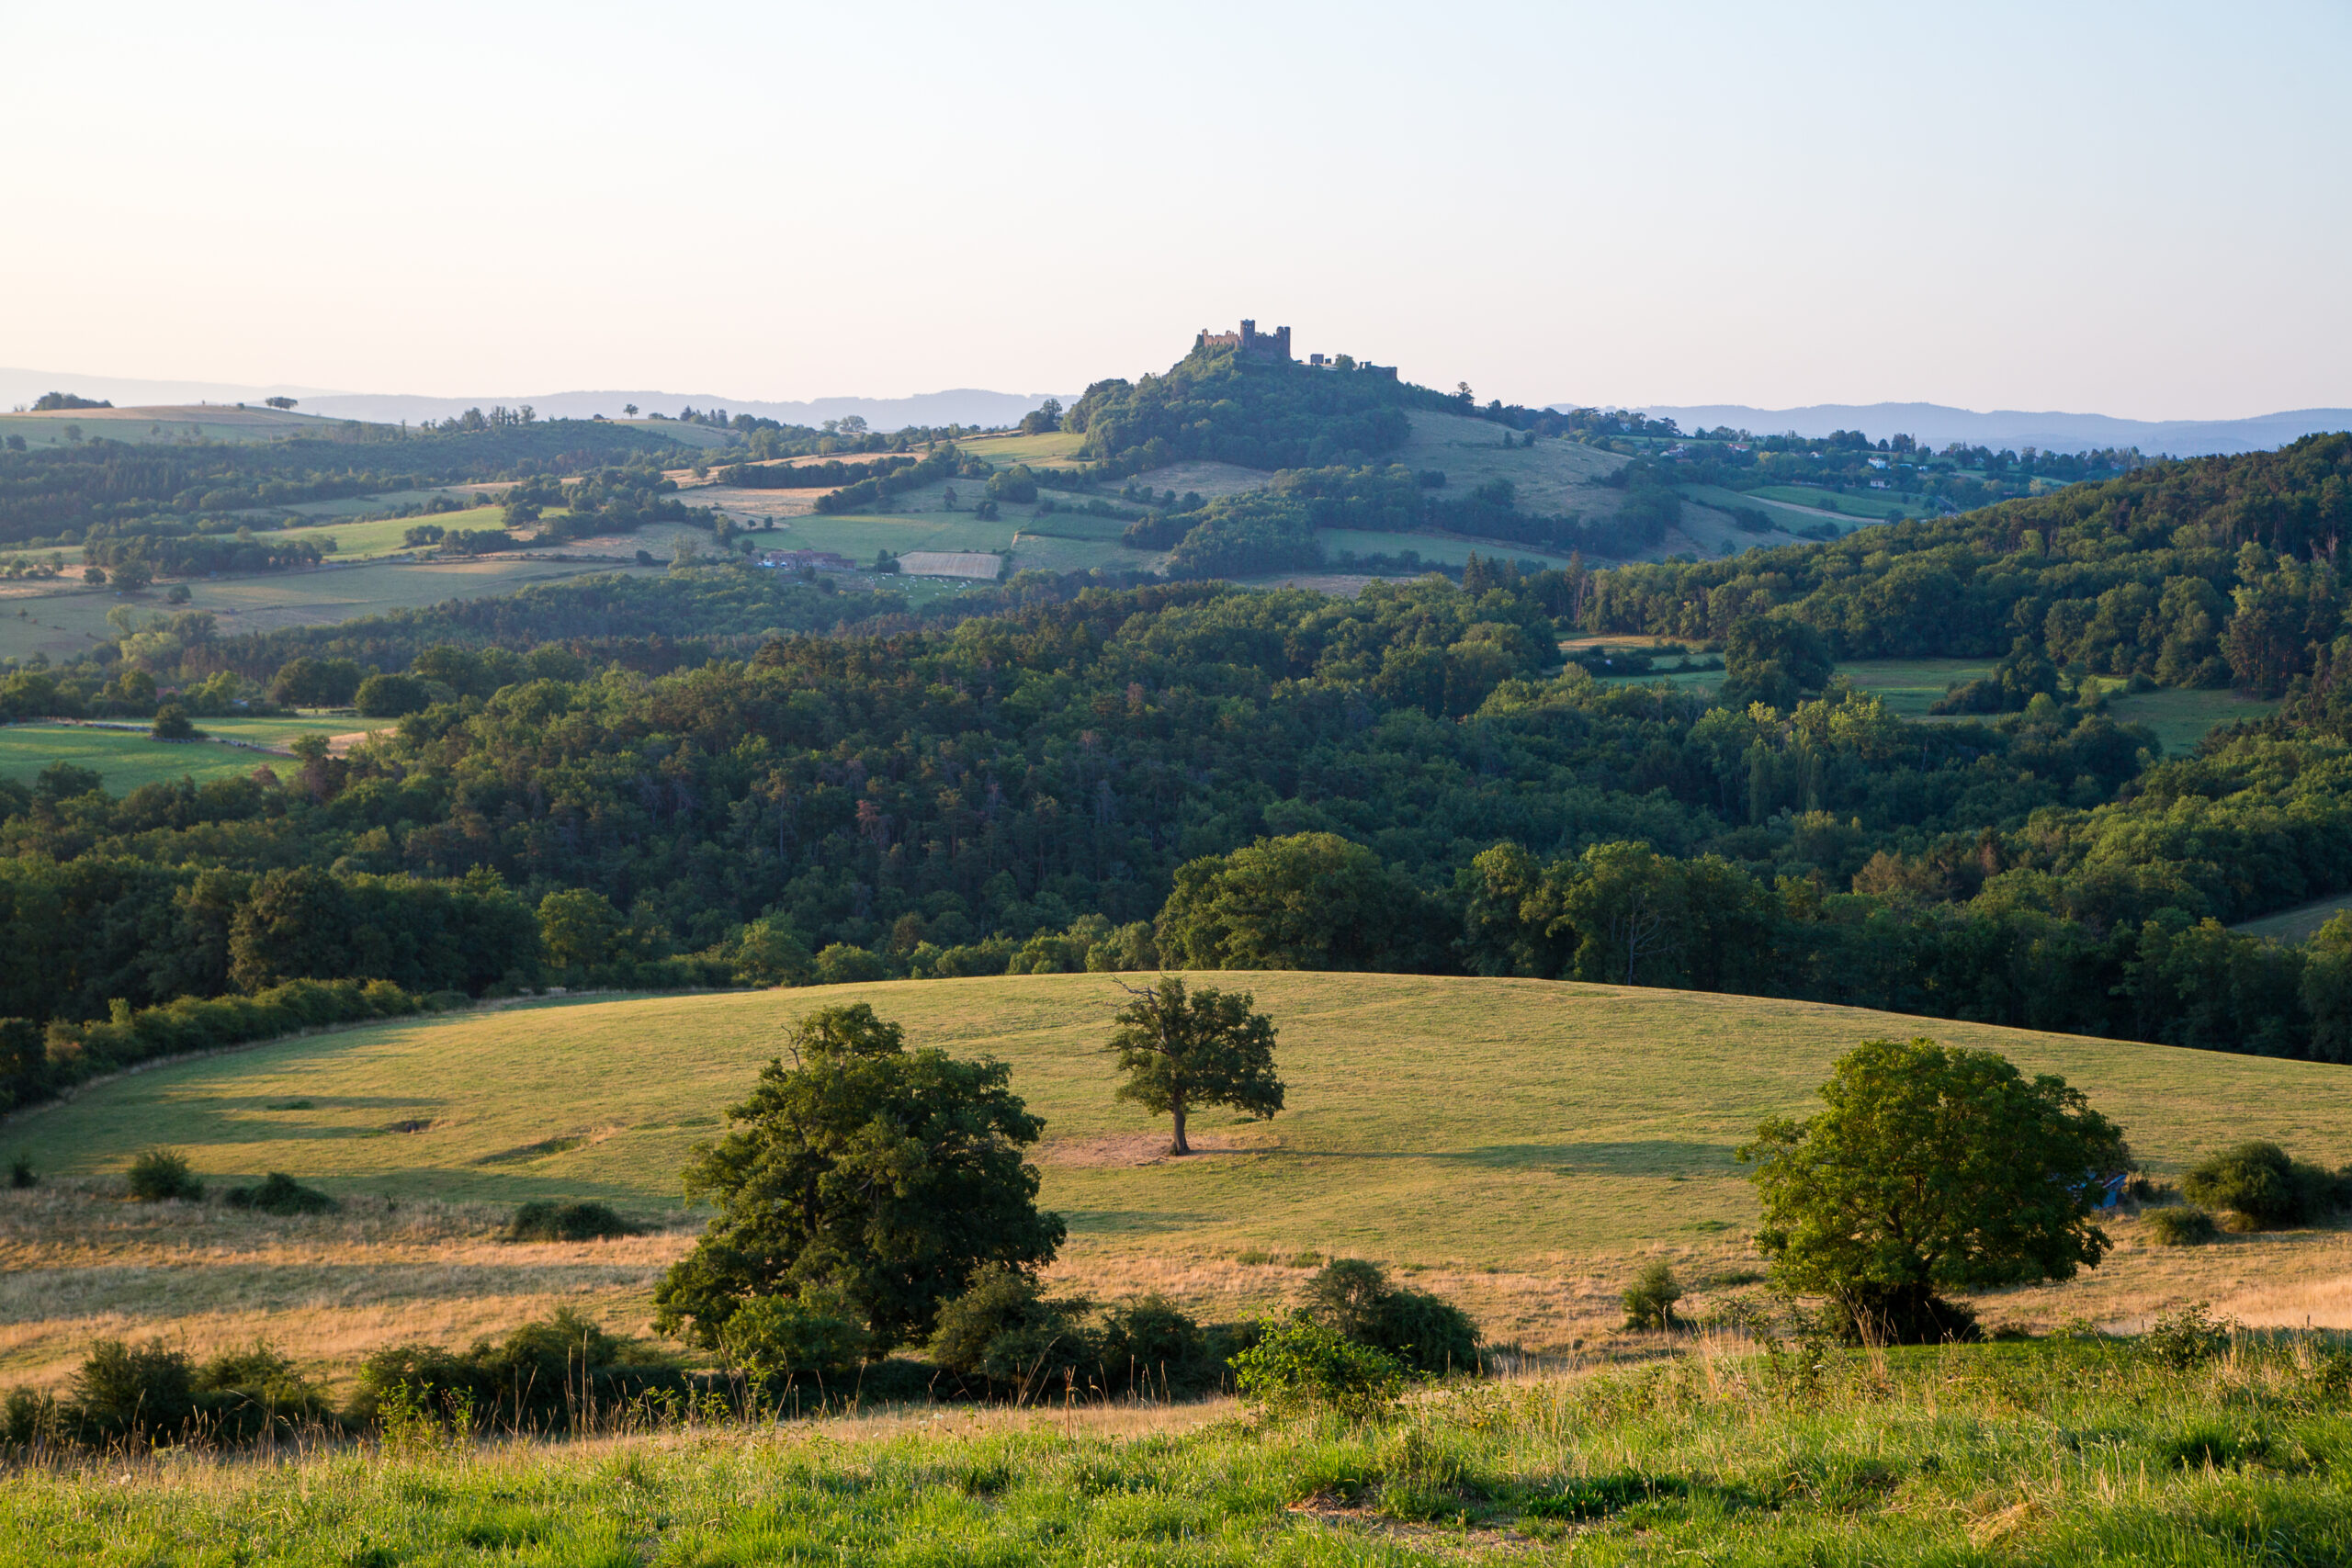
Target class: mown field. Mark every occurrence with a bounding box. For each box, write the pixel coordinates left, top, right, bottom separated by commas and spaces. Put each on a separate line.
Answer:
8, 974, 2352, 1396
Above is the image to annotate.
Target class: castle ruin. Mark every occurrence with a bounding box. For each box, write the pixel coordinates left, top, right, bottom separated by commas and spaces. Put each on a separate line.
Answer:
1193, 320, 1396, 378
1194, 319, 1292, 363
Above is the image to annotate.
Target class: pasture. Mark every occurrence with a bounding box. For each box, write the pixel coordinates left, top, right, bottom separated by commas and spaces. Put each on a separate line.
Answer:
0, 557, 669, 663
0, 723, 295, 790
8, 973, 2352, 1393
958, 429, 1088, 468
0, 403, 356, 448
1395, 412, 1625, 518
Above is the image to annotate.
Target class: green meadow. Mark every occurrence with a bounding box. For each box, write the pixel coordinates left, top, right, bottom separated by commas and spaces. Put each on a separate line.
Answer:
0, 723, 302, 790
15, 1340, 2352, 1568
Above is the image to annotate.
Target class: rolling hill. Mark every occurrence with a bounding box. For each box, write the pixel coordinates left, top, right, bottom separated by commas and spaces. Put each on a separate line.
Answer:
10, 972, 2350, 1391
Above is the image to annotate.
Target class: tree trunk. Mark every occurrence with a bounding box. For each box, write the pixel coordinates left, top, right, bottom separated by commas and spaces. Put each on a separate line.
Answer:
1169, 1094, 1190, 1156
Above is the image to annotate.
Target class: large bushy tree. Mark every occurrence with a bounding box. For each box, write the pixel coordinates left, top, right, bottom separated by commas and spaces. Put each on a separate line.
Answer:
1740, 1037, 2128, 1344
653, 1004, 1063, 1351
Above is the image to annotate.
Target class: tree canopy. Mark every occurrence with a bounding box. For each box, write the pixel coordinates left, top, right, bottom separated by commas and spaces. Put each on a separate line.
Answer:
1740, 1037, 2129, 1343
652, 1004, 1063, 1351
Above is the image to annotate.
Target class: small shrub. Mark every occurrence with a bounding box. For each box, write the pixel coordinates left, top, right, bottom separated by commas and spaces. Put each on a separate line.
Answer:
2143, 1302, 2234, 1370
1098, 1293, 1213, 1393
1234, 1248, 1272, 1266
1232, 1314, 1408, 1418
929, 1263, 1095, 1385
126, 1147, 203, 1203
224, 1172, 340, 1216
2181, 1141, 2344, 1229
70, 1338, 195, 1437
503, 1200, 634, 1242
719, 1286, 871, 1387
1622, 1262, 1683, 1330
2145, 1205, 2220, 1247
7, 1155, 31, 1190
1302, 1258, 1479, 1374
355, 1307, 681, 1435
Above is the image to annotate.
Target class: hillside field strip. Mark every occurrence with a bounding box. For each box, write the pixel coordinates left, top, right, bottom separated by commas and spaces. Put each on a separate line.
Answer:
7, 972, 2352, 1395
0, 404, 355, 448
0, 714, 384, 791
0, 556, 671, 663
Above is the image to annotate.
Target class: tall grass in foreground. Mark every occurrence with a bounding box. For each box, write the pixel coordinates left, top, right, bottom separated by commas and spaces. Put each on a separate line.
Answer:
9, 1331, 2352, 1565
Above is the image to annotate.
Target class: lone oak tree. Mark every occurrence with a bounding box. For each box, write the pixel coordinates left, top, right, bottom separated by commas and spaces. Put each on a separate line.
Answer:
1106, 977, 1283, 1155
1740, 1037, 2128, 1344
652, 1004, 1063, 1352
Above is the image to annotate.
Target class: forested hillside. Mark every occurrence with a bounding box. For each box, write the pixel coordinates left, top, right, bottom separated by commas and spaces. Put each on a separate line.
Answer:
1591, 434, 2352, 694
6, 358, 2352, 1114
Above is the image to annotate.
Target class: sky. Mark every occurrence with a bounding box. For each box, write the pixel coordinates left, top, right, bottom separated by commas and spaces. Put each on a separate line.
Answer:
5, 0, 2348, 419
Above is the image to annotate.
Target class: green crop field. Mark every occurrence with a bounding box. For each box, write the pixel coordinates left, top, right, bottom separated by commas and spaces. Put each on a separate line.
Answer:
0, 723, 295, 790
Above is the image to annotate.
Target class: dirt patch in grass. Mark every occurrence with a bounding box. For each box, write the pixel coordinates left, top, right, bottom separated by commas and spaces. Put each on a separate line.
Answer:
1035, 1132, 1265, 1168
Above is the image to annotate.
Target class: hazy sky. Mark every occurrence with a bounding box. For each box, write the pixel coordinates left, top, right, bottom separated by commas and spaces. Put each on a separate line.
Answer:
6, 1, 2347, 417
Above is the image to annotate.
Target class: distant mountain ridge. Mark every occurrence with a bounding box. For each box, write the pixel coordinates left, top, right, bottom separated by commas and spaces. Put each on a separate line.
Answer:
1591, 400, 2352, 457
0, 368, 1064, 432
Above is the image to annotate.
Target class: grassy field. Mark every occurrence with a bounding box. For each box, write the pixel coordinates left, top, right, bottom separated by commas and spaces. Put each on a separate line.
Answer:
252, 504, 535, 559
0, 723, 302, 789
0, 556, 669, 663
1676, 482, 1849, 536
1396, 414, 1625, 519
1746, 483, 1921, 521
1318, 528, 1577, 570
959, 429, 1089, 468
9, 973, 2352, 1394
2236, 893, 2352, 943
1587, 660, 2275, 751
2100, 685, 2279, 754
15, 1338, 2352, 1566
0, 715, 375, 790
0, 403, 359, 448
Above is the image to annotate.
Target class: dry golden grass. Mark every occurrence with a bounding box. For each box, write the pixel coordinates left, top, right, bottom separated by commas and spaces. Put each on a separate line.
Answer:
0, 1181, 693, 1394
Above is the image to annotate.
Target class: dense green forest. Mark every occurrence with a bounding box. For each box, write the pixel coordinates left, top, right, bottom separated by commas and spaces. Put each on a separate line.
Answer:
5, 340, 2352, 1111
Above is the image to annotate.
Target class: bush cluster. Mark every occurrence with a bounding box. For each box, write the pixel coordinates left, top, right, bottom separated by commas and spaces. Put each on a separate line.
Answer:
126, 1147, 202, 1203
3, 1339, 332, 1451
916, 1264, 1231, 1398
2181, 1142, 2349, 1229
503, 1200, 636, 1243
2145, 1205, 2222, 1246
224, 1171, 339, 1216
